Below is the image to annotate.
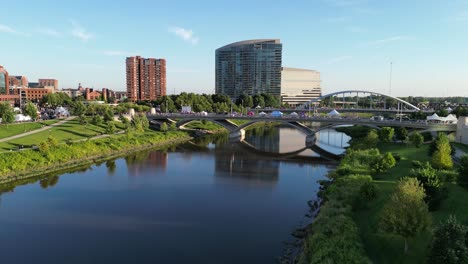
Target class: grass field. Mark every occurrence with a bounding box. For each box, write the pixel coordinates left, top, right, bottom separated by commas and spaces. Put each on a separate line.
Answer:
353, 143, 468, 263
0, 120, 59, 139
0, 119, 126, 151
183, 120, 224, 130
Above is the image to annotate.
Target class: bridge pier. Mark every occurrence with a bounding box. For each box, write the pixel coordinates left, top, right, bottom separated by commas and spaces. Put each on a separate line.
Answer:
229, 129, 245, 142
305, 134, 316, 148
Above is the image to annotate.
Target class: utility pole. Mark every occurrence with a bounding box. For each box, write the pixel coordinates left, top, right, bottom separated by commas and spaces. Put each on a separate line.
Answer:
389, 61, 393, 96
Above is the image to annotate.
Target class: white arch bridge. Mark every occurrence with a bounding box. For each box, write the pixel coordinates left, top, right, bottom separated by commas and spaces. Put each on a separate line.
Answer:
297, 90, 420, 111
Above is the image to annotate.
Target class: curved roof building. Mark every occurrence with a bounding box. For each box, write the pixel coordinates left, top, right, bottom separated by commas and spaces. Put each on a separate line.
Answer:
215, 39, 282, 100
0, 65, 9, 95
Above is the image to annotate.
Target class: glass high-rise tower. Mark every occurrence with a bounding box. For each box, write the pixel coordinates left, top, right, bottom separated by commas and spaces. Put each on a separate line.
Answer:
215, 39, 282, 100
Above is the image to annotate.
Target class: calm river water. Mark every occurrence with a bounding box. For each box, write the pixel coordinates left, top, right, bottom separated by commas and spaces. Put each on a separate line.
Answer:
0, 126, 348, 264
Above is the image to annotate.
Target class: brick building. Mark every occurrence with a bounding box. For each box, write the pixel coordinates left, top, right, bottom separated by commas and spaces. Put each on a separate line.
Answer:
38, 79, 58, 90
126, 56, 166, 102
9, 75, 28, 88
0, 65, 9, 95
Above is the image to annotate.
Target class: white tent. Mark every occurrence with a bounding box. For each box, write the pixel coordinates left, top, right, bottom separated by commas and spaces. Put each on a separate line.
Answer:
55, 106, 70, 116
200, 111, 208, 116
290, 112, 298, 116
14, 114, 31, 122
446, 107, 453, 113
427, 113, 440, 121
259, 111, 267, 116
444, 114, 458, 123
327, 109, 340, 116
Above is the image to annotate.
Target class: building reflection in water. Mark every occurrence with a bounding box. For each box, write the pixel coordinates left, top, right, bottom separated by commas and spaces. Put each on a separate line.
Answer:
214, 144, 280, 186
125, 151, 168, 177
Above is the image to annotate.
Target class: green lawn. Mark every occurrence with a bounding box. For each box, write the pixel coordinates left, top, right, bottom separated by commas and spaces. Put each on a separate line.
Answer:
0, 120, 59, 139
183, 120, 224, 130
353, 143, 468, 263
0, 119, 125, 151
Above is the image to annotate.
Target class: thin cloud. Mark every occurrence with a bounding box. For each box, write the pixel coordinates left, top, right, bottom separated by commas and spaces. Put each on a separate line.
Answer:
452, 11, 468, 22
103, 50, 137, 56
169, 26, 199, 44
326, 55, 353, 65
70, 20, 92, 42
0, 24, 29, 36
361, 35, 408, 47
36, 27, 61, 37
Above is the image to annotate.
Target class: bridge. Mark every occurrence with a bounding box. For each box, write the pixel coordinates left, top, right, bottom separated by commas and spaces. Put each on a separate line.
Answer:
147, 90, 458, 160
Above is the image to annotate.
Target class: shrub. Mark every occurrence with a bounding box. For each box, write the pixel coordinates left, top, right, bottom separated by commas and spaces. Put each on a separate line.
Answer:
409, 132, 424, 148
410, 162, 447, 211
428, 215, 468, 263
373, 152, 396, 173
379, 127, 395, 142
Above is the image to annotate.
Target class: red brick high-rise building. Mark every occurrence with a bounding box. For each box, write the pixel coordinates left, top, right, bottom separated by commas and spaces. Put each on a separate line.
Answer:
126, 56, 166, 102
38, 79, 58, 90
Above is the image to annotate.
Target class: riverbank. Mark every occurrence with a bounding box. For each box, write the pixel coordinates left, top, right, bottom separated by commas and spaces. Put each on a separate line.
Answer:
0, 130, 192, 185
300, 126, 468, 263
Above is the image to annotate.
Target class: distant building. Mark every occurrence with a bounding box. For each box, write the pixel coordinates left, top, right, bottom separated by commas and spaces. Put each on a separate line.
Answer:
38, 79, 58, 91
215, 39, 283, 101
9, 75, 28, 88
85, 88, 102, 101
61, 88, 83, 99
126, 56, 166, 102
115, 91, 127, 101
11, 87, 54, 103
456, 116, 468, 145
29, 82, 40, 88
280, 67, 322, 106
0, 65, 10, 95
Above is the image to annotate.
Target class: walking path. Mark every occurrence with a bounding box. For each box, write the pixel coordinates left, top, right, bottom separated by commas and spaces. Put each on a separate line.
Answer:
0, 116, 75, 143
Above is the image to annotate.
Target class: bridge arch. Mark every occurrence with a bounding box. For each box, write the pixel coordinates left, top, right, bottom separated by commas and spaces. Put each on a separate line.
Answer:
298, 90, 420, 111
234, 120, 314, 135
177, 118, 238, 131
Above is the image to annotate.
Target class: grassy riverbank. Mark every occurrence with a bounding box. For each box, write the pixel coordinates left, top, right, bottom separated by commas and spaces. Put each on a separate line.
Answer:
0, 118, 126, 151
300, 126, 468, 263
0, 120, 59, 139
0, 130, 191, 183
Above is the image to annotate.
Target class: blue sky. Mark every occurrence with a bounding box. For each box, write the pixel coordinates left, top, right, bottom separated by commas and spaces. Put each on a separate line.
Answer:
1, 0, 468, 97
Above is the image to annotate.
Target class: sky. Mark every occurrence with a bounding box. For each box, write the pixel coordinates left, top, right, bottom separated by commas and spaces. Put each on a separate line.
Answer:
1, 0, 468, 97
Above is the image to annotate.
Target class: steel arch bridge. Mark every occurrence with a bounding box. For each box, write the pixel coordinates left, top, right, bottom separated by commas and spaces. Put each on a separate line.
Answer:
297, 90, 420, 111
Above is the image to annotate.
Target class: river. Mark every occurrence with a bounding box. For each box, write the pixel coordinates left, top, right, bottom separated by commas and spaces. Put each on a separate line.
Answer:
0, 126, 349, 264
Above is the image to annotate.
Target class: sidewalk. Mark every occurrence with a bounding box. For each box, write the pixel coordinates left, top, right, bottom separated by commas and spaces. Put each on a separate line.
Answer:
0, 116, 75, 143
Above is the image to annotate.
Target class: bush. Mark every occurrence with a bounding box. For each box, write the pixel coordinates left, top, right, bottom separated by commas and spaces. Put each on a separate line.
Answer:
409, 132, 424, 148
392, 152, 401, 162
373, 152, 396, 173
358, 181, 378, 208
410, 162, 447, 211
379, 127, 395, 142
459, 155, 468, 186
428, 215, 468, 263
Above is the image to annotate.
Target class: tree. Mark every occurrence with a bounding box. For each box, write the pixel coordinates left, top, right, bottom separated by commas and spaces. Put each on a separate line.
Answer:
431, 135, 453, 169
103, 107, 114, 122
409, 132, 424, 148
410, 162, 446, 210
24, 102, 38, 120
92, 115, 103, 126
37, 141, 50, 153
106, 122, 116, 134
47, 135, 58, 148
373, 152, 396, 173
119, 114, 130, 129
429, 133, 455, 156
379, 177, 431, 254
429, 215, 468, 264
0, 102, 15, 127
395, 127, 408, 141
379, 127, 395, 142
70, 101, 87, 117
170, 122, 177, 131
160, 122, 168, 132
459, 155, 468, 186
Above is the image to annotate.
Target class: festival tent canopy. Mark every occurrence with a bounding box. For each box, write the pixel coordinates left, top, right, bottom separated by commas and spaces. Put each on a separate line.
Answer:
327, 109, 340, 116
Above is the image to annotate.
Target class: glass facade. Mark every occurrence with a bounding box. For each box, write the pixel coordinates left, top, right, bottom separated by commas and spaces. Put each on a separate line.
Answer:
0, 66, 8, 95
215, 39, 282, 100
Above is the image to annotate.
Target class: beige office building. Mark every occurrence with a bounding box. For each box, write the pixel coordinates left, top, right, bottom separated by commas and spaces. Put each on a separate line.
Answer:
281, 67, 321, 106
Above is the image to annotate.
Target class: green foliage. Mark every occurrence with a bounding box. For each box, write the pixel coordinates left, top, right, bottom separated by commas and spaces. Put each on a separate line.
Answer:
47, 136, 58, 148
131, 114, 149, 132
379, 177, 431, 253
429, 133, 453, 156
169, 122, 177, 131
379, 127, 395, 142
24, 102, 38, 120
409, 132, 424, 148
160, 122, 168, 132
105, 122, 116, 134
373, 152, 396, 173
0, 130, 189, 176
79, 115, 88, 125
103, 107, 114, 122
301, 175, 372, 263
459, 155, 468, 186
431, 135, 453, 169
92, 115, 103, 126
334, 148, 382, 176
41, 93, 71, 107
70, 101, 87, 116
410, 162, 447, 210
428, 215, 468, 264
0, 102, 15, 125
350, 129, 379, 150
395, 127, 408, 141
359, 181, 378, 204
